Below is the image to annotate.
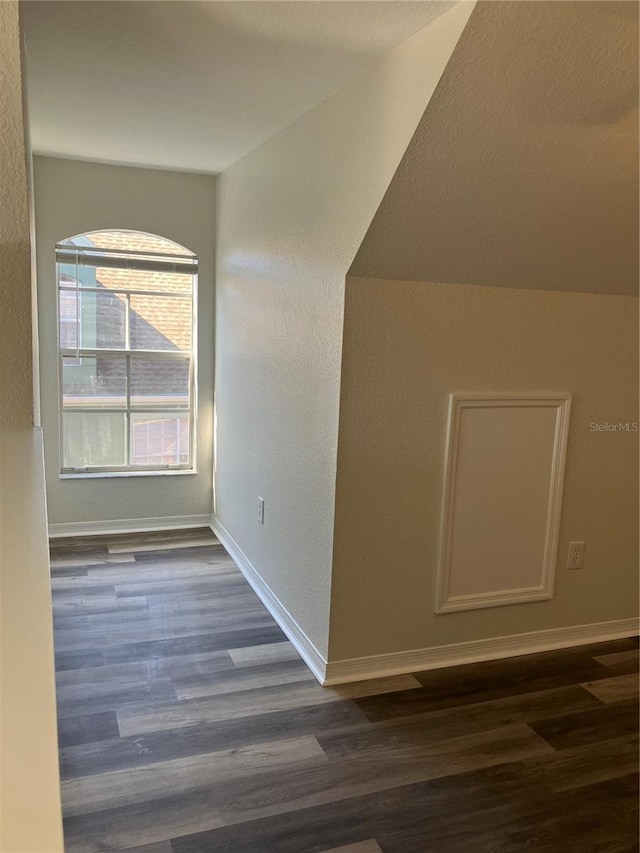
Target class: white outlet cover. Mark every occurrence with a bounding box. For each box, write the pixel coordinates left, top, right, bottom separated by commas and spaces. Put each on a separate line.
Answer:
567, 541, 585, 570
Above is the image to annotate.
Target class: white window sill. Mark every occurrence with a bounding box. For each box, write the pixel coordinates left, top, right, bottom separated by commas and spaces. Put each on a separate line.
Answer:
60, 468, 197, 480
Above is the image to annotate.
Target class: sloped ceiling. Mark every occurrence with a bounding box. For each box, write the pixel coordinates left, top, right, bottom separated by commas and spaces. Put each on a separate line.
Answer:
21, 0, 452, 173
350, 1, 639, 295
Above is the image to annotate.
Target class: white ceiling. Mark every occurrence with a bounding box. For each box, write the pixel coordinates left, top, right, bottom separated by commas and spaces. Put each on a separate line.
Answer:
21, 0, 451, 174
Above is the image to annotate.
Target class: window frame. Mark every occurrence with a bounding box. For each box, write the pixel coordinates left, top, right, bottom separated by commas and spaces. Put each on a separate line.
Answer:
56, 234, 198, 478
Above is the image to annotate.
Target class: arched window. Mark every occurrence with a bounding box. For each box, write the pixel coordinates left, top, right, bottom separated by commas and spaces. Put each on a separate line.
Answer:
56, 230, 197, 474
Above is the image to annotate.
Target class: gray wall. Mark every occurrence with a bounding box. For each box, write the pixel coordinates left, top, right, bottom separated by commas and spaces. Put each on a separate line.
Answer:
34, 157, 216, 526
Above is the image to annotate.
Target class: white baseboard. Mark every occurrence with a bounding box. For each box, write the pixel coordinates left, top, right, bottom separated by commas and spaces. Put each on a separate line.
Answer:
324, 618, 640, 685
209, 522, 637, 686
48, 514, 213, 539
211, 516, 328, 684
50, 513, 638, 688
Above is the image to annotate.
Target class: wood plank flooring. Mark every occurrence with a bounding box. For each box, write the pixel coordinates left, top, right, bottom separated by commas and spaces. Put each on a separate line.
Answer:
50, 530, 640, 853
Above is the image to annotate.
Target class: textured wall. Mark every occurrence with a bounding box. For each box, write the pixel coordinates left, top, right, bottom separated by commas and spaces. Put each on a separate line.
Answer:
0, 429, 64, 852
0, 2, 33, 426
34, 157, 216, 525
215, 3, 475, 658
351, 1, 639, 295
0, 7, 62, 849
329, 277, 639, 660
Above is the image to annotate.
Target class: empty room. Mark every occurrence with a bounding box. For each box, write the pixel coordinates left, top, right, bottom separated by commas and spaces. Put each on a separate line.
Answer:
1, 1, 638, 852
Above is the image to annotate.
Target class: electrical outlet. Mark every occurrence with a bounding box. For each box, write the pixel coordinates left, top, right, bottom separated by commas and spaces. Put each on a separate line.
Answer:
567, 541, 585, 570
257, 497, 265, 525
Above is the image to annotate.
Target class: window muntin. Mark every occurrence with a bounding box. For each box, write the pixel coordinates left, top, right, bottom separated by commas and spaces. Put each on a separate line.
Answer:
57, 231, 197, 475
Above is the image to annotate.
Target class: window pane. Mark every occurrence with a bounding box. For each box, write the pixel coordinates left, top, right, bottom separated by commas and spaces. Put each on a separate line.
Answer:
59, 288, 126, 350
58, 260, 194, 294
130, 294, 192, 351
57, 231, 196, 474
63, 412, 126, 467
59, 289, 79, 348
63, 356, 126, 409
130, 414, 190, 466
130, 357, 190, 409
62, 230, 194, 258
94, 266, 193, 296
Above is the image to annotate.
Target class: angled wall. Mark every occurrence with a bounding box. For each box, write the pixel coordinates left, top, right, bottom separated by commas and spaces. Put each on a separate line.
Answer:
214, 3, 475, 661
351, 1, 638, 293
329, 1, 639, 668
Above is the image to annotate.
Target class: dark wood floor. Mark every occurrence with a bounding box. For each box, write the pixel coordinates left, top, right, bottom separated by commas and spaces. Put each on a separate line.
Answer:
50, 529, 640, 853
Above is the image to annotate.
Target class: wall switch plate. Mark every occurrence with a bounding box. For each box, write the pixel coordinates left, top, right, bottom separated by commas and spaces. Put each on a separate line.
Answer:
567, 541, 585, 570
257, 497, 265, 525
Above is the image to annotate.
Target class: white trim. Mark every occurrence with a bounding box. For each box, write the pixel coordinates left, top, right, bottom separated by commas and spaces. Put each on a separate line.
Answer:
60, 468, 196, 480
211, 516, 328, 684
324, 618, 639, 685
56, 237, 198, 477
48, 514, 212, 538
435, 392, 572, 613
